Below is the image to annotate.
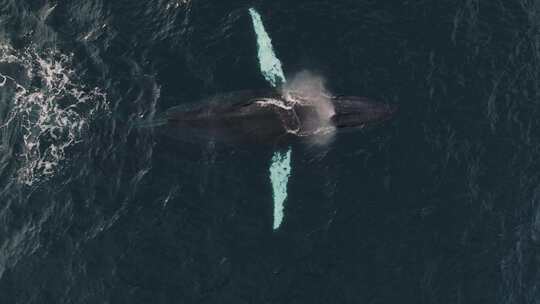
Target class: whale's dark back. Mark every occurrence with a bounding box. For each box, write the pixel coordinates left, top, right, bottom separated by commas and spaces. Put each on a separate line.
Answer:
331, 96, 398, 128
162, 89, 290, 145
159, 89, 396, 145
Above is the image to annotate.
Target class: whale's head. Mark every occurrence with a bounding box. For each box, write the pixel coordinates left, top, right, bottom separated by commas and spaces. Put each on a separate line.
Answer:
330, 96, 397, 129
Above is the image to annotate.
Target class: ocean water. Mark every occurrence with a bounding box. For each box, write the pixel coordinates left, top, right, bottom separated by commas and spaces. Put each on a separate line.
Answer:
1, 0, 540, 303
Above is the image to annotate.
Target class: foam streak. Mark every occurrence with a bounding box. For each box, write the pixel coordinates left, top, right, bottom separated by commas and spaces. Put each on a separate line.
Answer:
0, 43, 108, 185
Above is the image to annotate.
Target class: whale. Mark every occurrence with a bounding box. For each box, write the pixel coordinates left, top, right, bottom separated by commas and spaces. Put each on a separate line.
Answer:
153, 89, 396, 145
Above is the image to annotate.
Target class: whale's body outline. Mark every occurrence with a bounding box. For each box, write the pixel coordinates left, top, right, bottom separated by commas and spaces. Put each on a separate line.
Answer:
158, 89, 396, 146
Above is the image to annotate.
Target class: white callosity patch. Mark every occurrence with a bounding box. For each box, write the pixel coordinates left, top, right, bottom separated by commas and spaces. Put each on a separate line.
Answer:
0, 43, 108, 185
270, 148, 292, 230
248, 8, 286, 87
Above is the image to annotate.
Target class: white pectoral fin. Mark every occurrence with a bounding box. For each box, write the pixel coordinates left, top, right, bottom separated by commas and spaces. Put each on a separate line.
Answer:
270, 147, 292, 230
249, 8, 292, 231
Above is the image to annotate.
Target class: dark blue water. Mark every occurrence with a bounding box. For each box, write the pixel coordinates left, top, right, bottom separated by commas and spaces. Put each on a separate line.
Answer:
1, 0, 540, 303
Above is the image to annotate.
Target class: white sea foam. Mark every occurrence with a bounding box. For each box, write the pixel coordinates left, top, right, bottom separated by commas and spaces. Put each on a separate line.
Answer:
255, 97, 293, 110
280, 71, 337, 145
255, 98, 300, 134
0, 43, 108, 185
166, 0, 191, 10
